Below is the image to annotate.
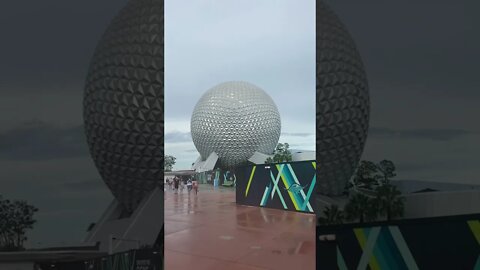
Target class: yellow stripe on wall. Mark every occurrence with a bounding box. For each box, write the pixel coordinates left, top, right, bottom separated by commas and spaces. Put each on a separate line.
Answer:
276, 164, 300, 211
468, 220, 480, 245
245, 166, 256, 197
354, 228, 381, 270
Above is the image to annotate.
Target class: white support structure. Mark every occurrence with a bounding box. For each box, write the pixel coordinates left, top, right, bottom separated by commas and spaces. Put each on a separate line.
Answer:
248, 151, 273, 164
192, 152, 219, 172
84, 187, 163, 253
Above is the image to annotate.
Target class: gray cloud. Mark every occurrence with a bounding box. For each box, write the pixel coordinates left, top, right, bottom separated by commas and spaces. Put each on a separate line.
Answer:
281, 132, 314, 137
63, 178, 106, 192
369, 127, 475, 141
394, 161, 477, 174
0, 120, 88, 160
395, 162, 434, 172
0, 157, 112, 247
164, 131, 192, 143
325, 1, 480, 99
0, 0, 128, 93
0, 0, 126, 248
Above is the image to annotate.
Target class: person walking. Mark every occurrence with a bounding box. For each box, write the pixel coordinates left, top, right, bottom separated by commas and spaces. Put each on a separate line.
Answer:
192, 179, 199, 195
173, 176, 180, 193
187, 178, 193, 194
167, 178, 172, 191
179, 178, 185, 193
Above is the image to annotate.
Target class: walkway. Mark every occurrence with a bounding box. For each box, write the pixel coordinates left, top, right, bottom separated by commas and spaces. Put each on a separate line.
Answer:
164, 184, 315, 270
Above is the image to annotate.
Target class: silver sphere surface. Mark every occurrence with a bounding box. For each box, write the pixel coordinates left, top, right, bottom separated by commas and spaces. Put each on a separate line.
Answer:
191, 81, 281, 168
83, 0, 164, 212
316, 1, 370, 196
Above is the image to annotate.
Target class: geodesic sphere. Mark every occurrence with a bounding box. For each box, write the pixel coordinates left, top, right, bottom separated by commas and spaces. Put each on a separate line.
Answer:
83, 0, 164, 212
316, 1, 370, 196
191, 81, 281, 168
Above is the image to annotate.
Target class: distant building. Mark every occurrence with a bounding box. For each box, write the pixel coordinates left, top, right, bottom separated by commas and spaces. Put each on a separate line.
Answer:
316, 179, 480, 220
290, 149, 315, 162
393, 179, 480, 219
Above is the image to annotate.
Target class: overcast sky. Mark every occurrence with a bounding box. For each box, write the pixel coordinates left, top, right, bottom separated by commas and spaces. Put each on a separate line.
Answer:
0, 0, 129, 248
0, 0, 479, 247
164, 0, 316, 169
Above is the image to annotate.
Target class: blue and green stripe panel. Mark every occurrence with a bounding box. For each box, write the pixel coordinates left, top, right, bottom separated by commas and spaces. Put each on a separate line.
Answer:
317, 214, 480, 269
236, 160, 316, 214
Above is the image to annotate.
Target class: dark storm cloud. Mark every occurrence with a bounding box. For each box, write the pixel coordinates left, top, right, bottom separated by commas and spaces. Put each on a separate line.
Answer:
0, 120, 88, 160
321, 1, 480, 184
0, 157, 113, 247
63, 178, 105, 192
396, 160, 476, 173
369, 127, 475, 141
392, 160, 479, 173
325, 1, 480, 99
395, 162, 429, 172
0, 0, 128, 92
0, 0, 126, 247
165, 131, 192, 143
383, 154, 480, 183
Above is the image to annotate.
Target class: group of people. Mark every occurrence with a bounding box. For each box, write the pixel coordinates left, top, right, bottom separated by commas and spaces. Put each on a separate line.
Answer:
166, 176, 199, 195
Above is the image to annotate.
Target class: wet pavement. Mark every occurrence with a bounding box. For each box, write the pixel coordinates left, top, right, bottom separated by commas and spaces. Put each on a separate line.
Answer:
164, 184, 316, 270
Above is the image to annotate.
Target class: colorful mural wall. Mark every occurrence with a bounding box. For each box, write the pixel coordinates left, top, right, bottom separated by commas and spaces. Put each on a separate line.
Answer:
317, 214, 480, 269
236, 160, 316, 214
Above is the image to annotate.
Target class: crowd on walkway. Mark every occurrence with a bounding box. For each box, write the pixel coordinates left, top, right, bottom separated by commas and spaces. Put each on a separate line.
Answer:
165, 176, 199, 195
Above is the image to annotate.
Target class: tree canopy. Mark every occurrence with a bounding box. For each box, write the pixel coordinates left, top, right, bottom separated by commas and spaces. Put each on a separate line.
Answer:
0, 196, 38, 251
318, 204, 344, 225
375, 183, 405, 221
344, 159, 405, 223
351, 159, 397, 190
265, 143, 292, 163
164, 155, 176, 172
344, 192, 378, 223
376, 160, 396, 185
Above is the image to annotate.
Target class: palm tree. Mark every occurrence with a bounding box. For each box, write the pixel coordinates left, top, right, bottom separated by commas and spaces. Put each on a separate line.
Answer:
318, 205, 344, 225
344, 192, 378, 223
374, 184, 405, 221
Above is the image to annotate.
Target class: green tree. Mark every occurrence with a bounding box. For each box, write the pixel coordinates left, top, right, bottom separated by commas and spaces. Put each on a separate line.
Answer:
265, 157, 274, 164
164, 155, 176, 172
352, 160, 379, 189
0, 196, 38, 250
318, 205, 344, 225
376, 160, 396, 185
344, 192, 378, 223
352, 160, 397, 189
346, 160, 402, 223
374, 184, 405, 221
265, 143, 292, 163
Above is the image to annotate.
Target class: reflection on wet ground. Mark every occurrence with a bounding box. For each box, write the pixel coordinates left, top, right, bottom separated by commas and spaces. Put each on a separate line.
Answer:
165, 184, 315, 270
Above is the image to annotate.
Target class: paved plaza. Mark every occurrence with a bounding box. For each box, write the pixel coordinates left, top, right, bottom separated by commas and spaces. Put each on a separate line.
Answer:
164, 184, 315, 270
